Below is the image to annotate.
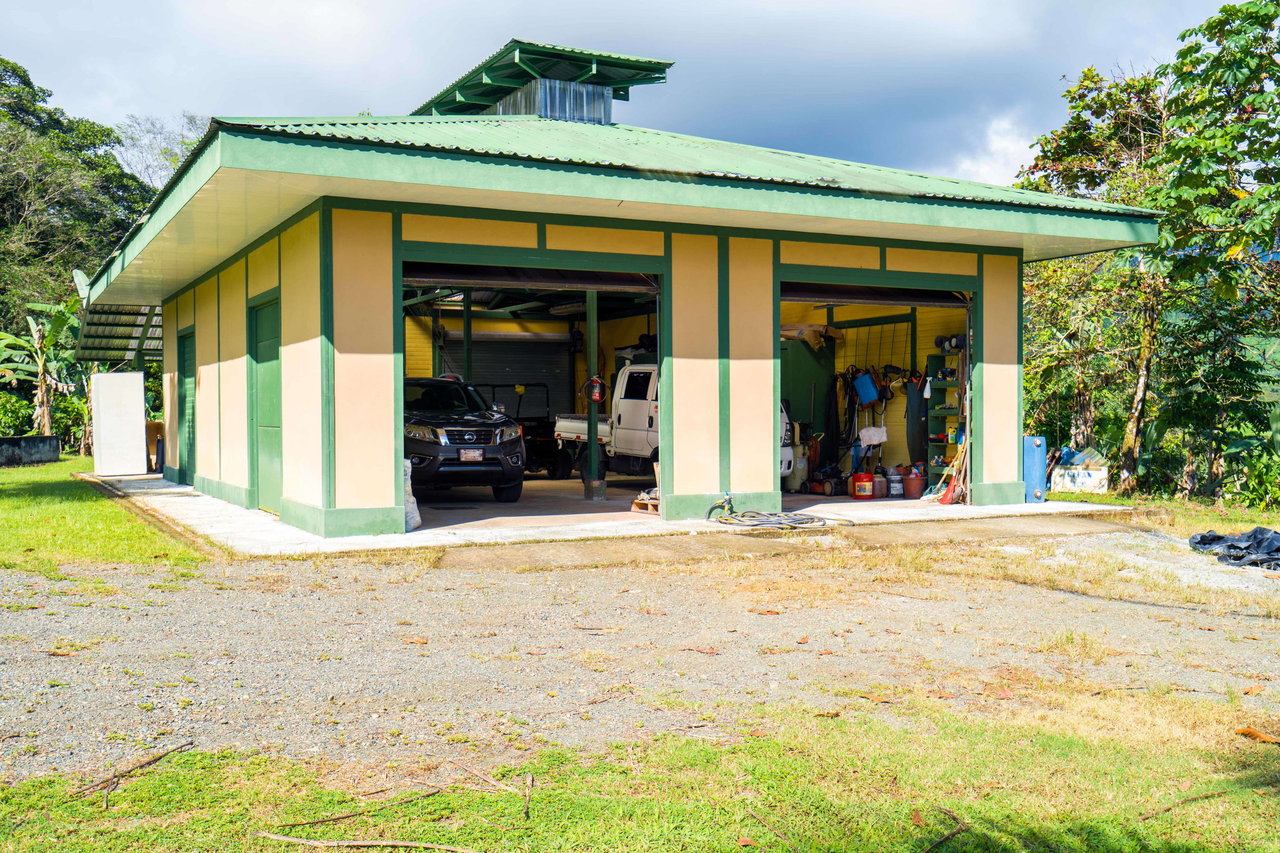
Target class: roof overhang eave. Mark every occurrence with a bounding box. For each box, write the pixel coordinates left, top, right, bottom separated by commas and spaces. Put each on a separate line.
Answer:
87, 129, 1160, 306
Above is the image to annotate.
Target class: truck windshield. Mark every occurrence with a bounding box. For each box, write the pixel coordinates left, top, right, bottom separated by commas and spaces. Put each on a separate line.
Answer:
405, 381, 488, 414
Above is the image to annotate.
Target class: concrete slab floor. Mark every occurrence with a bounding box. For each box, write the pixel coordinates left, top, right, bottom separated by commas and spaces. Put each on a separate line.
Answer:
82, 473, 1131, 558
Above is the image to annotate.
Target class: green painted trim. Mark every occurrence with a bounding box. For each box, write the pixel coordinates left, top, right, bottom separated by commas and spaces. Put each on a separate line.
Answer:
830, 312, 914, 330
462, 290, 473, 379
330, 197, 1037, 258
87, 134, 224, 302
392, 213, 405, 510
970, 256, 984, 489
176, 323, 194, 336
216, 134, 1157, 244
279, 499, 404, 537
319, 203, 336, 511
402, 240, 667, 274
247, 286, 280, 308
194, 475, 253, 509
716, 236, 730, 492
777, 263, 977, 292
971, 481, 1026, 506
245, 299, 260, 511
772, 239, 782, 496
536, 222, 546, 249
160, 200, 325, 307
1016, 257, 1025, 485
661, 490, 781, 520
657, 234, 674, 509
163, 464, 180, 482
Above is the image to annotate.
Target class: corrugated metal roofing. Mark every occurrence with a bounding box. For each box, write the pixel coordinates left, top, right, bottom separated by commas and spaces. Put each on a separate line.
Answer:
75, 303, 163, 363
215, 115, 1154, 218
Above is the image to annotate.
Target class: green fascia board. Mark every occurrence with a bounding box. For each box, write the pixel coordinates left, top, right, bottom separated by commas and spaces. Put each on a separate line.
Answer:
88, 134, 222, 304
219, 133, 1157, 247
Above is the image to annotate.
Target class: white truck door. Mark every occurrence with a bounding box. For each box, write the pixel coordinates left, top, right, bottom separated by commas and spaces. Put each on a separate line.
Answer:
613, 367, 656, 458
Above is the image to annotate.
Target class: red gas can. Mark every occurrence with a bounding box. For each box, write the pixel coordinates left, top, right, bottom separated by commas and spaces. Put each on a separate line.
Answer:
850, 472, 875, 500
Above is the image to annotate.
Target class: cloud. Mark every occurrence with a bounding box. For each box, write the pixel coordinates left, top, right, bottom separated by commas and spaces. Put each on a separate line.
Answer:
932, 113, 1037, 186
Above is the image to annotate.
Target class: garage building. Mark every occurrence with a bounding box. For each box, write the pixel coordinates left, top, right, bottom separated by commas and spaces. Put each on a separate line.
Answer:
76, 40, 1158, 537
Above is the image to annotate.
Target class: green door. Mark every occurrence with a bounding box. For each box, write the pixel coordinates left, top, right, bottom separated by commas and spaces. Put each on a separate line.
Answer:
176, 333, 196, 485
251, 302, 283, 513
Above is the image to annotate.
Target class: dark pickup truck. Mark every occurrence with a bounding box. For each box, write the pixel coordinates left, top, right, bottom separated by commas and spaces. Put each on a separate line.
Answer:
403, 377, 525, 502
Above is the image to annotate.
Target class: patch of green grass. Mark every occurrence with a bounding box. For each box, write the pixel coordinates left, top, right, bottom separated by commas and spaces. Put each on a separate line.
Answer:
0, 457, 204, 578
3, 693, 1278, 852
1049, 491, 1278, 539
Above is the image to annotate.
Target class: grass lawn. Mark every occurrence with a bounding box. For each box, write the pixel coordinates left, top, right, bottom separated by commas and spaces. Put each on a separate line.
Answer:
1049, 490, 1278, 539
0, 456, 204, 579
3, 688, 1278, 852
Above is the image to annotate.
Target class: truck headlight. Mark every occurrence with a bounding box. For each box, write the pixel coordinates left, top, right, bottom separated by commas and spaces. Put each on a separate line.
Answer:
405, 425, 442, 443
496, 425, 522, 443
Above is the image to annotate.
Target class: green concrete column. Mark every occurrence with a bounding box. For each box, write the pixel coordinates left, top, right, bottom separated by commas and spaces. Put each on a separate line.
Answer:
584, 289, 605, 501
462, 290, 473, 380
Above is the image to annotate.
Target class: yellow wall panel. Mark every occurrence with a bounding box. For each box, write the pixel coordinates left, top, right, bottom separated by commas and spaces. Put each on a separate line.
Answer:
402, 214, 537, 247
728, 238, 777, 494
176, 290, 194, 328
247, 239, 279, 297
980, 254, 1020, 484
331, 209, 397, 509
545, 224, 664, 255
279, 213, 323, 505
779, 241, 878, 269
193, 278, 220, 479
668, 233, 720, 496
885, 248, 977, 276
218, 261, 249, 489
162, 303, 177, 469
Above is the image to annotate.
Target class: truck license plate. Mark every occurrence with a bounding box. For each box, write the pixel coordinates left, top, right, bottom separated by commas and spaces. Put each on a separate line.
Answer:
459, 448, 484, 462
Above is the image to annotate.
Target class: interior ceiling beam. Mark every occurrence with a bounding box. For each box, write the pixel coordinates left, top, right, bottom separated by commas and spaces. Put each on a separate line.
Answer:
402, 276, 655, 294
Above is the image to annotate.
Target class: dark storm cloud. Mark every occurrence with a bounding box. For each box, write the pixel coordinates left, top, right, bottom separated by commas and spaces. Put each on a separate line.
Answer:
7, 0, 1223, 183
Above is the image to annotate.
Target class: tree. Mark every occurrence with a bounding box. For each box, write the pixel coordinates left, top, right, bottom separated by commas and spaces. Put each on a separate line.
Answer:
0, 299, 82, 436
0, 57, 154, 333
1019, 68, 1177, 491
1021, 2, 1280, 496
115, 112, 206, 189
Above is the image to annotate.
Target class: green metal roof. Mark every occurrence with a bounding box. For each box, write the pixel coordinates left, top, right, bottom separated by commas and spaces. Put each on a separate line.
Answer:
411, 39, 673, 117
215, 114, 1155, 218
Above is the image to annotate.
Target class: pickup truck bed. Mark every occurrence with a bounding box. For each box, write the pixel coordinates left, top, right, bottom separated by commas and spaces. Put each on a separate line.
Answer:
553, 414, 612, 445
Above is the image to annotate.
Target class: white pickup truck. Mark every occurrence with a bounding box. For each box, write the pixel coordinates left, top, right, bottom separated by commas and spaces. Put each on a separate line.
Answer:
554, 363, 795, 480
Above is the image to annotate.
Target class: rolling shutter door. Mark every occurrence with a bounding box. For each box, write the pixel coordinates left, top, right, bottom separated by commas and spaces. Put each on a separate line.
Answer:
440, 340, 574, 418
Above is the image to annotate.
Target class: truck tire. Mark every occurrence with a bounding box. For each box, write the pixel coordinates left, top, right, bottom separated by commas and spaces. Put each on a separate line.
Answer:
492, 481, 523, 502
577, 444, 607, 484
547, 449, 574, 480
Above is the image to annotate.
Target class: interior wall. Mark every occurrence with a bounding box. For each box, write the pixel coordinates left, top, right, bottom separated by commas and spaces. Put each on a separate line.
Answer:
404, 310, 659, 416
781, 301, 968, 469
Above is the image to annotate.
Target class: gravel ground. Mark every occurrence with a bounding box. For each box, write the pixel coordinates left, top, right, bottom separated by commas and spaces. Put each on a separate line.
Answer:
2, 526, 1278, 785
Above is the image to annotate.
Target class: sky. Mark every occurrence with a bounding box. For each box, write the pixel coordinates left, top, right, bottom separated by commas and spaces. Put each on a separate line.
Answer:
7, 0, 1224, 186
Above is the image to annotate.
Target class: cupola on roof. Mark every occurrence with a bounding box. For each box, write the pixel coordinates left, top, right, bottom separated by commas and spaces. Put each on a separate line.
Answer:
412, 39, 673, 120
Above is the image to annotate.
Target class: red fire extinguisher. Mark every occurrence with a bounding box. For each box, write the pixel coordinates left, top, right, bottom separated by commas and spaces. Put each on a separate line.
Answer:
587, 375, 605, 404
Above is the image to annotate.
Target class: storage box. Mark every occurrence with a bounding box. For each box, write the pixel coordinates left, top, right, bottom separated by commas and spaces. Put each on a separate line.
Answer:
1051, 466, 1109, 494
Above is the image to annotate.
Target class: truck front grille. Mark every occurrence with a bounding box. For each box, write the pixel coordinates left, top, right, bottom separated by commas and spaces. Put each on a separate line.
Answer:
445, 429, 494, 446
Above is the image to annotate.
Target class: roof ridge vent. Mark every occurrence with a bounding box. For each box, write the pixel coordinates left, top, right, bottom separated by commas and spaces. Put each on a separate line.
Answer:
412, 38, 672, 122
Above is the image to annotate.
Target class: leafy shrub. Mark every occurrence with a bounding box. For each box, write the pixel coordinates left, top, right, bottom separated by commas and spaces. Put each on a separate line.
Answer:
1227, 451, 1280, 511
51, 395, 90, 450
0, 392, 33, 437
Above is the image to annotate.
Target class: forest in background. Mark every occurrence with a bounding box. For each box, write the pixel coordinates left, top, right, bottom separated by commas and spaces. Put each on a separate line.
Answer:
0, 2, 1276, 506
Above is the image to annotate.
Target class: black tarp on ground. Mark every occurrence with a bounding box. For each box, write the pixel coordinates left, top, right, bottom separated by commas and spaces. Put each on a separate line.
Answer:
1188, 527, 1280, 569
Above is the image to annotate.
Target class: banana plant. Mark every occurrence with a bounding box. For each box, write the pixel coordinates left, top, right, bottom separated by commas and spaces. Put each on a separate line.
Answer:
0, 299, 82, 436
